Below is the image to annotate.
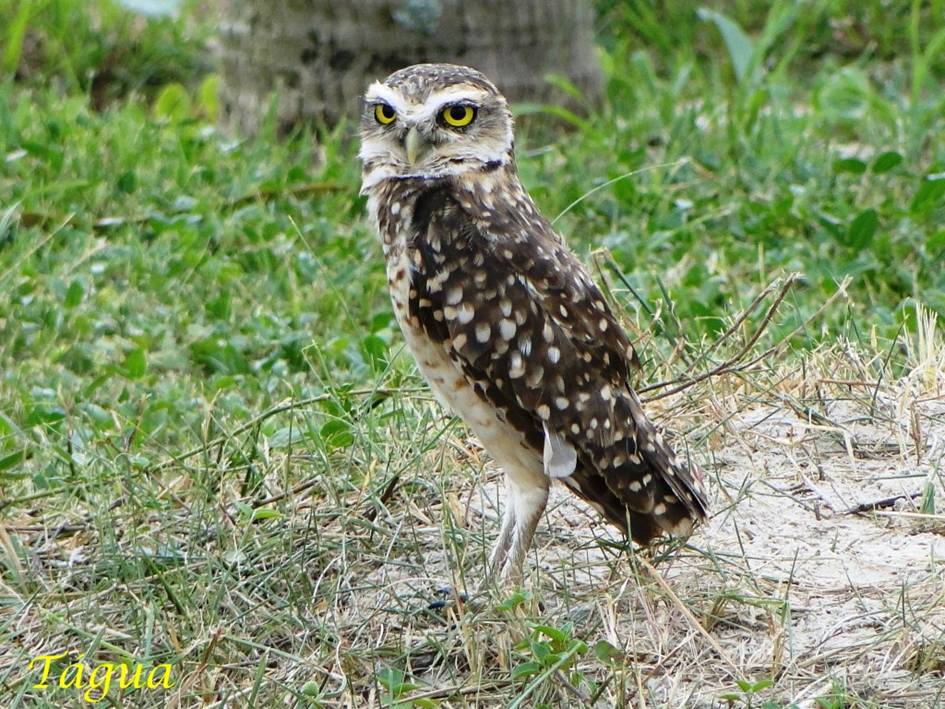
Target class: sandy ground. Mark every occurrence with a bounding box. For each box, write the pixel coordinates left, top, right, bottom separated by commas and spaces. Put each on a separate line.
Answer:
348, 369, 945, 707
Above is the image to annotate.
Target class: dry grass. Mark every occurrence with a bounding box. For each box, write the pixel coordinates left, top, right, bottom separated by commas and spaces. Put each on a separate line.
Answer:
3, 297, 944, 708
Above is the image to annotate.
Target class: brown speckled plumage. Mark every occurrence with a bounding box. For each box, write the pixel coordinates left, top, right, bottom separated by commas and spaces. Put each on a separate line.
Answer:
359, 64, 708, 581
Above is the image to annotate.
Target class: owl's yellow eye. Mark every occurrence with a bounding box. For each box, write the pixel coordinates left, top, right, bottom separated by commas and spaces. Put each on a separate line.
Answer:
374, 103, 396, 125
440, 104, 476, 128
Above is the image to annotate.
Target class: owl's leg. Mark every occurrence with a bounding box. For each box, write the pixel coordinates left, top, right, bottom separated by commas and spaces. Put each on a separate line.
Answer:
486, 478, 516, 577
499, 478, 549, 582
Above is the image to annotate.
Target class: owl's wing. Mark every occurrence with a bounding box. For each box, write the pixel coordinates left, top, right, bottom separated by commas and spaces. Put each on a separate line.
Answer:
408, 189, 708, 542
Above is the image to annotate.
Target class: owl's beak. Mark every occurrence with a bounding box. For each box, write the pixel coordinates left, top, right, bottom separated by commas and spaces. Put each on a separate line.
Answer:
404, 126, 430, 165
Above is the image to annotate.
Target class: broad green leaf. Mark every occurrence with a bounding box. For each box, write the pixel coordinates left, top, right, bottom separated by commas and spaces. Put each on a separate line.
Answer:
911, 173, 945, 215
496, 590, 528, 611
198, 74, 220, 122
361, 334, 388, 371
268, 426, 302, 449
154, 82, 192, 121
530, 624, 568, 646
594, 640, 623, 666
697, 7, 754, 82
872, 151, 903, 173
251, 507, 282, 522
123, 348, 147, 380
26, 405, 66, 426
320, 419, 354, 449
510, 661, 541, 680
833, 158, 867, 175
64, 280, 84, 308
847, 209, 878, 248
0, 450, 26, 472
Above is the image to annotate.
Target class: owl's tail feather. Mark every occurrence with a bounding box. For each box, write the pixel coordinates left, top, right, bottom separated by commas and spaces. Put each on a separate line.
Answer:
590, 392, 709, 544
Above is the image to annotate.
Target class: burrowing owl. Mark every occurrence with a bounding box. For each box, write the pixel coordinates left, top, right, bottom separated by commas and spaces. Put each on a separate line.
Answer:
359, 64, 708, 582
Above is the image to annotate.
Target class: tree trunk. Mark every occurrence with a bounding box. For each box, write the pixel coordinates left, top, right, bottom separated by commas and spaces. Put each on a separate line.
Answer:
217, 0, 601, 134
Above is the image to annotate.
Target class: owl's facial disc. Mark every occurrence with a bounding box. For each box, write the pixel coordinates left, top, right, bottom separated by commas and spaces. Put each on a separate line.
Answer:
359, 78, 513, 188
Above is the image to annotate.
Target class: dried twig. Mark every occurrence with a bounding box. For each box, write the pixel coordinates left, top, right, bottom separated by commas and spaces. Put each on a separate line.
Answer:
843, 491, 922, 515
642, 275, 852, 402
640, 274, 800, 401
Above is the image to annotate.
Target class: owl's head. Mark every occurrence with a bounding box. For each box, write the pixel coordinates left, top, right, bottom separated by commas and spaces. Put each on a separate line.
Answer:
359, 64, 514, 190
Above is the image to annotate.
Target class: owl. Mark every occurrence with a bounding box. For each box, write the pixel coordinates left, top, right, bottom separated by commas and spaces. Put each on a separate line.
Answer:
359, 64, 708, 582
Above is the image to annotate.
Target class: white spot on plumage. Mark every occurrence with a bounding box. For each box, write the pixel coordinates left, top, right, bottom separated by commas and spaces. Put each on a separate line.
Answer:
428, 270, 449, 293
525, 364, 544, 387
509, 351, 525, 378
446, 286, 463, 304
500, 319, 516, 339
458, 303, 475, 324
476, 322, 491, 343
548, 346, 560, 363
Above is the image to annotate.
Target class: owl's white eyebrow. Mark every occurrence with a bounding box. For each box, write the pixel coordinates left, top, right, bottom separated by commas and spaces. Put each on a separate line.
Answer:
364, 83, 491, 121
425, 86, 490, 108
364, 83, 410, 114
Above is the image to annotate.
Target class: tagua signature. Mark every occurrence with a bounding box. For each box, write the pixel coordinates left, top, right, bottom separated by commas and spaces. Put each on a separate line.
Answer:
29, 652, 173, 704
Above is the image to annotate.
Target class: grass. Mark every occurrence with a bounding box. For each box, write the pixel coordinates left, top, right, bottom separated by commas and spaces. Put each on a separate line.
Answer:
1, 0, 944, 706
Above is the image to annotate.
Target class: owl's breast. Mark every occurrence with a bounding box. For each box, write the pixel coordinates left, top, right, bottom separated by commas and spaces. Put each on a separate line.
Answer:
384, 241, 471, 416
384, 225, 543, 483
